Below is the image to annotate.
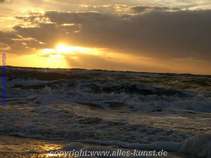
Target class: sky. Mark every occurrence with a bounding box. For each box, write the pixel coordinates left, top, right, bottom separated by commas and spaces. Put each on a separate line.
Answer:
0, 0, 211, 74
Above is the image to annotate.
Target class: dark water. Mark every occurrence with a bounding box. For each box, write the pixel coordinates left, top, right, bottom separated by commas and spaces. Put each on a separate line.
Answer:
0, 67, 211, 157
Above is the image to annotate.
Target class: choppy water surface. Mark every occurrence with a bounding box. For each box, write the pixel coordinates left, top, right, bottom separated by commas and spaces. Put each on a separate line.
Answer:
0, 67, 211, 157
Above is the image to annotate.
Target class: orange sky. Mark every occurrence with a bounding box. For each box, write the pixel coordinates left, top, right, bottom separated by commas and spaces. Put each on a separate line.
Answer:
1, 0, 211, 75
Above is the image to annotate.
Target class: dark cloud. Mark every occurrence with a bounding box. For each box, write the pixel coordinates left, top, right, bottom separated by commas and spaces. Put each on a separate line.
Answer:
0, 30, 43, 54
42, 10, 211, 61
1, 7, 211, 73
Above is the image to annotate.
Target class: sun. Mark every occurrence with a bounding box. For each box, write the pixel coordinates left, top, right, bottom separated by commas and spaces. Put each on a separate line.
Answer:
54, 43, 90, 55
55, 43, 72, 54
54, 43, 103, 56
35, 42, 104, 68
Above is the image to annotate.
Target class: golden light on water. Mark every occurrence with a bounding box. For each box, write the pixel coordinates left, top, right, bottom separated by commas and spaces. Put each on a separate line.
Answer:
44, 152, 66, 157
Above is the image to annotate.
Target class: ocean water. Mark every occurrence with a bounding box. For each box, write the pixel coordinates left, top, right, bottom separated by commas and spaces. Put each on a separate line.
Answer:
0, 67, 211, 157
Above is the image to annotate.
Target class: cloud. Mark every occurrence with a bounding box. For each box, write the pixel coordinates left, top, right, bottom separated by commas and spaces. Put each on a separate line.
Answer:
131, 6, 179, 13
40, 9, 211, 61
1, 6, 211, 74
4, 9, 211, 61
0, 30, 43, 54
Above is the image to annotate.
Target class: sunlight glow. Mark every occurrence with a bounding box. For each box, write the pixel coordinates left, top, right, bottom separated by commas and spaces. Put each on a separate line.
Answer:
55, 43, 71, 54
54, 43, 102, 56
6, 42, 159, 70
35, 43, 104, 68
39, 43, 103, 57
